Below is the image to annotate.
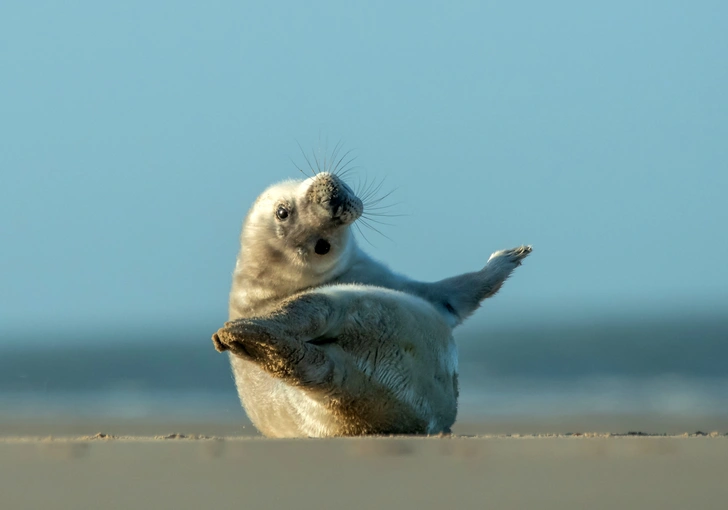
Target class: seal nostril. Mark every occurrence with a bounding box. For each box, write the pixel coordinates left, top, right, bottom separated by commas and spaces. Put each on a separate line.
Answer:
314, 239, 331, 255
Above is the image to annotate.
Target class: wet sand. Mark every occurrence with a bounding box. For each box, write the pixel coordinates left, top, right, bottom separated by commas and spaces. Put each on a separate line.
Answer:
2, 432, 727, 510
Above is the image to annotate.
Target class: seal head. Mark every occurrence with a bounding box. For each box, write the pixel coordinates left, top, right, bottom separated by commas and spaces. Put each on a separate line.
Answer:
233, 172, 364, 315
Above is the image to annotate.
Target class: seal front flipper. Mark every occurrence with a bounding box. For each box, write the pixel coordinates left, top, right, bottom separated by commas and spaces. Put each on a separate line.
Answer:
426, 245, 532, 326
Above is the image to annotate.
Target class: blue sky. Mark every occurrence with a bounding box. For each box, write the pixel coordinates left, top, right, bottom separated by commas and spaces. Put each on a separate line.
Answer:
2, 1, 727, 340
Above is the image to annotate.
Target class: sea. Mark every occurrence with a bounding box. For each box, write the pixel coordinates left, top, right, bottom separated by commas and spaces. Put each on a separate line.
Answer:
2, 311, 727, 433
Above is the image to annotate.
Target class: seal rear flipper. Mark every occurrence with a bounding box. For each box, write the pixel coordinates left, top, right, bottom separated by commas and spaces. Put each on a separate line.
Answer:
213, 291, 354, 388
213, 315, 432, 435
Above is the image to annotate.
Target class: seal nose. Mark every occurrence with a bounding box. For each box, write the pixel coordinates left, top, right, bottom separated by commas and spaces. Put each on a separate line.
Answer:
307, 173, 363, 222
308, 173, 346, 210
328, 191, 345, 213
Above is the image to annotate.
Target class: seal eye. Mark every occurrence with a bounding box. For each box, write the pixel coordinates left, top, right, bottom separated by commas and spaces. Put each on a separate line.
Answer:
314, 239, 331, 255
276, 206, 289, 221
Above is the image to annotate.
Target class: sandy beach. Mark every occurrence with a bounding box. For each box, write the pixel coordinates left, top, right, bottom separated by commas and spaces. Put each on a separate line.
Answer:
2, 429, 727, 510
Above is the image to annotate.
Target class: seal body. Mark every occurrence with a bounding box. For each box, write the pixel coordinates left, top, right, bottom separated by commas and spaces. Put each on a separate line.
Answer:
215, 171, 531, 437
215, 285, 457, 436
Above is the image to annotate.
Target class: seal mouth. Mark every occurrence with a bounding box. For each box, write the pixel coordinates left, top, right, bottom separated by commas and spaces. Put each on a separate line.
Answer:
314, 239, 331, 255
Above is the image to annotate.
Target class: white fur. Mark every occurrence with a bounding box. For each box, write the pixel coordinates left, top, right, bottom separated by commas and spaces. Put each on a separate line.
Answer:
220, 172, 531, 437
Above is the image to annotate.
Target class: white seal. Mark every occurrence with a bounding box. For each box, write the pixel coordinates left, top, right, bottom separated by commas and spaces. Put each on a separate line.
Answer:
213, 171, 531, 437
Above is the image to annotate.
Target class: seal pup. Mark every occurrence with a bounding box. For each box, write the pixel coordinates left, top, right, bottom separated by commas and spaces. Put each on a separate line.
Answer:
214, 171, 531, 437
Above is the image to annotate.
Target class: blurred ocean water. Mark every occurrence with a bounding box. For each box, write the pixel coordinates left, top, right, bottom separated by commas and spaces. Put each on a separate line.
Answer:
1, 313, 726, 425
